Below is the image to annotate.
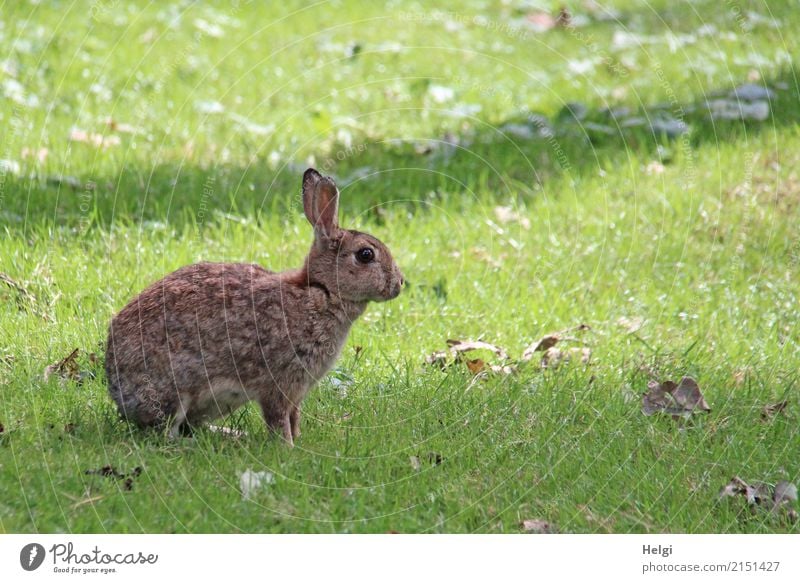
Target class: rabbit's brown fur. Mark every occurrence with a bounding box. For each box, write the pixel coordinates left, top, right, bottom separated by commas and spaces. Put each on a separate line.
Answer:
105, 168, 403, 445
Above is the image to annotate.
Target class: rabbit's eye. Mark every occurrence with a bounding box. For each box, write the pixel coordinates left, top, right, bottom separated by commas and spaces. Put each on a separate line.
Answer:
356, 247, 375, 264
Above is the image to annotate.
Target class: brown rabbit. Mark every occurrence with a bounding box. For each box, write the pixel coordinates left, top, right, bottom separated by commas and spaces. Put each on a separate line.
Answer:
105, 168, 403, 445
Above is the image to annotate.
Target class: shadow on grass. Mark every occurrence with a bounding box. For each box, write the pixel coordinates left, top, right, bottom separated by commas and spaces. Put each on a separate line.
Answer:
1, 67, 798, 234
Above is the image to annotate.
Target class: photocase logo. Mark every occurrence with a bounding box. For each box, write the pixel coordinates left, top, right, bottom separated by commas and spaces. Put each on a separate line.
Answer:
20, 543, 46, 571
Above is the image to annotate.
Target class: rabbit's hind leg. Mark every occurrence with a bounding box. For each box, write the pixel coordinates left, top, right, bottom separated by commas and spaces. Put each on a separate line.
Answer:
290, 404, 301, 439
258, 397, 294, 447
168, 393, 193, 438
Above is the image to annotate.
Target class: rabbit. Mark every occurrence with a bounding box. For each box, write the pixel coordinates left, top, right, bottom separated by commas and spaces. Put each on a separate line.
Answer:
105, 168, 403, 446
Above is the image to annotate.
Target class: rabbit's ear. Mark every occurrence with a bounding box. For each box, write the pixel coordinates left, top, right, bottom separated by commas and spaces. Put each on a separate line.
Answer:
302, 168, 339, 238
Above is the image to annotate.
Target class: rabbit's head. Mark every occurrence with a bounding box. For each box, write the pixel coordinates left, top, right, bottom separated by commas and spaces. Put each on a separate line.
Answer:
302, 168, 403, 303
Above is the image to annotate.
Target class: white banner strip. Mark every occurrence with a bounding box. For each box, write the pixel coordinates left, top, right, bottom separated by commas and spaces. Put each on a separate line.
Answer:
1, 535, 798, 582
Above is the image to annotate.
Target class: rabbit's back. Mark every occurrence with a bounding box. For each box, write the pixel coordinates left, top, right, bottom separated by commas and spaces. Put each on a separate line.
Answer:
105, 262, 337, 427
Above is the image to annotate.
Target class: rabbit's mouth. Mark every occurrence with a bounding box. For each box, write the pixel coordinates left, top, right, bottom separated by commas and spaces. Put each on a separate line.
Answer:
384, 278, 403, 300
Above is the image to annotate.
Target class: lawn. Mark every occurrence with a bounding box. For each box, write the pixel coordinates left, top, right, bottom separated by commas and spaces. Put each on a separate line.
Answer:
1, 0, 798, 533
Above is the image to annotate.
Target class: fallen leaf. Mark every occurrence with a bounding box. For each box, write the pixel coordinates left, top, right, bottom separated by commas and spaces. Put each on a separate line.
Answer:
489, 364, 516, 375
521, 335, 559, 360
521, 324, 591, 362
426, 339, 517, 376
720, 476, 798, 522
424, 350, 449, 368
761, 400, 788, 421
239, 469, 275, 500
744, 482, 772, 506
540, 346, 591, 369
719, 476, 749, 499
521, 518, 556, 533
43, 348, 81, 383
642, 377, 711, 418
466, 358, 486, 375
541, 346, 564, 368
446, 339, 510, 361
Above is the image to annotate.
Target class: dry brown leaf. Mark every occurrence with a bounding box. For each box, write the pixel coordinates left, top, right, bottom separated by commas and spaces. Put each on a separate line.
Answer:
761, 400, 788, 421
541, 346, 564, 368
43, 348, 81, 383
426, 339, 516, 376
642, 377, 710, 419
719, 476, 749, 499
720, 477, 798, 521
540, 346, 591, 368
466, 358, 486, 375
489, 364, 516, 375
521, 518, 556, 533
425, 350, 449, 368
522, 336, 560, 360
446, 339, 510, 361
521, 324, 591, 362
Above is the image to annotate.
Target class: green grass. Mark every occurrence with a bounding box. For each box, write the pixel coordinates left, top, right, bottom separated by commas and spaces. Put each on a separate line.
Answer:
1, 0, 799, 533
